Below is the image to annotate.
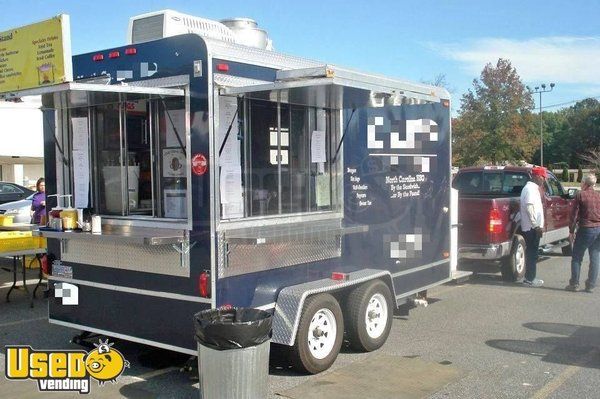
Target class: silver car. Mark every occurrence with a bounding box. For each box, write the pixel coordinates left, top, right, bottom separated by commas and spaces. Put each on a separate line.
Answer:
0, 194, 34, 224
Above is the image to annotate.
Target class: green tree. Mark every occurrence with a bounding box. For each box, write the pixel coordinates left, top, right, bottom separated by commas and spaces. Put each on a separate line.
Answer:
566, 99, 600, 166
533, 109, 569, 166
453, 59, 536, 166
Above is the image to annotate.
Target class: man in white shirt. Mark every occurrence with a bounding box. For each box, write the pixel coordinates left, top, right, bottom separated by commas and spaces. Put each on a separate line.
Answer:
519, 166, 547, 287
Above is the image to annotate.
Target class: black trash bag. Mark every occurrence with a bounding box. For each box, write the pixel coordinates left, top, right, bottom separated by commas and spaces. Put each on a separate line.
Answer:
194, 307, 272, 351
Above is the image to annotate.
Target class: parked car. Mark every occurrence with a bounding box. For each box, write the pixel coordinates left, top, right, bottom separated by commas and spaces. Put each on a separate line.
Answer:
453, 166, 575, 281
0, 182, 34, 205
0, 193, 34, 223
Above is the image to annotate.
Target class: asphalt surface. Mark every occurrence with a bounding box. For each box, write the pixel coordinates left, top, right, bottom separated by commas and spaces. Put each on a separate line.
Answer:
0, 250, 599, 398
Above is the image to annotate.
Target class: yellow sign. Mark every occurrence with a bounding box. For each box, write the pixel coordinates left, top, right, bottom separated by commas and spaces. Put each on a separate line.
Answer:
0, 14, 72, 93
5, 340, 129, 394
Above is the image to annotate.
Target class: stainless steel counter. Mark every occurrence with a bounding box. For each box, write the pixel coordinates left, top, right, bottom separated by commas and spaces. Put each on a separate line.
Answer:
34, 226, 185, 246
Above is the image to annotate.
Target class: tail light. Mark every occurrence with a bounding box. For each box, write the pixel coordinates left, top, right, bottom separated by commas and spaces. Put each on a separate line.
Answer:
199, 271, 211, 298
489, 208, 503, 234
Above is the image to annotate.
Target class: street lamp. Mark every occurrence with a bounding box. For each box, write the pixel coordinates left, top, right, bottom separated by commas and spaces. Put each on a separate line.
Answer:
527, 83, 555, 166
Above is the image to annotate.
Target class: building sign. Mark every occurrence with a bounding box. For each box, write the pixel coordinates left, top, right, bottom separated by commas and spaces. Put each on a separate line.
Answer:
0, 14, 72, 93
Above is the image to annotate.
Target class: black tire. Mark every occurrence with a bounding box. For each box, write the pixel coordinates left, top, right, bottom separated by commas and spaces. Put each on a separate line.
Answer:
501, 234, 526, 282
562, 243, 573, 256
345, 280, 394, 352
290, 293, 344, 374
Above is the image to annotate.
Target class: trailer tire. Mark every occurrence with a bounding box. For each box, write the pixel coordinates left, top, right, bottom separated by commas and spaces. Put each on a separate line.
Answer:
345, 280, 393, 352
501, 234, 526, 282
290, 293, 344, 374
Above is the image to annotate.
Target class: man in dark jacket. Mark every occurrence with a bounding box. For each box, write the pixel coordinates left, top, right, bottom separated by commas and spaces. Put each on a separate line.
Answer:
566, 174, 600, 293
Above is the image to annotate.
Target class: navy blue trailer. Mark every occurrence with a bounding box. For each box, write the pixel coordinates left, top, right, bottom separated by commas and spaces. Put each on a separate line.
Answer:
6, 22, 451, 373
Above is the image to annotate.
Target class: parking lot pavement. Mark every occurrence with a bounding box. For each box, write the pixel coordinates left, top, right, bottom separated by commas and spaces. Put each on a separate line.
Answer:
0, 251, 599, 398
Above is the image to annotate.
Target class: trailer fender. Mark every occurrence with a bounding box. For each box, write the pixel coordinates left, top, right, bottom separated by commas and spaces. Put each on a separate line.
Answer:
271, 269, 395, 346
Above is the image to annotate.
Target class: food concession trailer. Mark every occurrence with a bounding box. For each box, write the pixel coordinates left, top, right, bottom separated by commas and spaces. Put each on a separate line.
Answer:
2, 11, 453, 373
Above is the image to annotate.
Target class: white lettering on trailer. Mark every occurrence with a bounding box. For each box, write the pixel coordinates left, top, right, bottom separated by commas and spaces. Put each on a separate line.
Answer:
347, 169, 372, 207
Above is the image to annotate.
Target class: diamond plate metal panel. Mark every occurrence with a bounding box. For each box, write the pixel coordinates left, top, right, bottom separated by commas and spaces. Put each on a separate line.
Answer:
213, 73, 270, 88
271, 269, 393, 346
61, 240, 189, 277
205, 37, 321, 71
220, 237, 340, 278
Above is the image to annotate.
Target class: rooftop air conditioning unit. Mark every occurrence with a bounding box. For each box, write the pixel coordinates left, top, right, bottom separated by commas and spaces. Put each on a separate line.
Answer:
127, 9, 273, 50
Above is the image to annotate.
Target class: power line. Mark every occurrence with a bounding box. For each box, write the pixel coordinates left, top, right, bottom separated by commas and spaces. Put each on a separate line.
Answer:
539, 95, 600, 110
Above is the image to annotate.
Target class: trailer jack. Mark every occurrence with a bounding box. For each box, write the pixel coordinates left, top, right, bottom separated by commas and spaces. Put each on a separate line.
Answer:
70, 331, 100, 348
180, 355, 198, 373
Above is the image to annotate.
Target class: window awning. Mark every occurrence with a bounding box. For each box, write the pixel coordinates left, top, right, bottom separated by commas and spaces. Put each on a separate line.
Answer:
0, 82, 185, 109
219, 65, 446, 109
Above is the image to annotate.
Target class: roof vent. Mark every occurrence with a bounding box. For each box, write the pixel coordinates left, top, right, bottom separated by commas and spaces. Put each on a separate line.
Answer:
220, 18, 273, 50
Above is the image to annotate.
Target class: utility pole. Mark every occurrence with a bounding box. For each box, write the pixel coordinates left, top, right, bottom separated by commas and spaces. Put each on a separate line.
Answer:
527, 83, 555, 166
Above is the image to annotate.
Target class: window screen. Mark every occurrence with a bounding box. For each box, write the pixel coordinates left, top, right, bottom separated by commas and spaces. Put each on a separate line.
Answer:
218, 96, 337, 219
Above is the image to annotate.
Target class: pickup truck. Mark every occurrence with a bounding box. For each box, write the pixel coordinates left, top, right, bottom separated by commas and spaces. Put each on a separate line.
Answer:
453, 166, 575, 281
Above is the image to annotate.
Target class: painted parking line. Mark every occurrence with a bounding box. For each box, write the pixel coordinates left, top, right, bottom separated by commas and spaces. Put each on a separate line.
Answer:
531, 347, 599, 399
0, 279, 41, 289
0, 317, 47, 329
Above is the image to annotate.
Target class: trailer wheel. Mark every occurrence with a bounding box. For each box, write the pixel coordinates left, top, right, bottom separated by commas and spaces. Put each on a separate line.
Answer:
501, 234, 526, 282
346, 280, 393, 352
290, 293, 344, 374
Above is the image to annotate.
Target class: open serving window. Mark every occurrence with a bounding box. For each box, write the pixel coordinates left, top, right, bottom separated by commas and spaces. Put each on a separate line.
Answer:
11, 82, 188, 225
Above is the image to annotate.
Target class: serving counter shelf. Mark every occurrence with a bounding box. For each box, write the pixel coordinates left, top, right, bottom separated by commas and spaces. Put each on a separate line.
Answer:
34, 226, 185, 246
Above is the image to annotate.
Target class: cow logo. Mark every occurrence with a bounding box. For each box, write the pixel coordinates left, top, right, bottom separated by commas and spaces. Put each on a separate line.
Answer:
5, 340, 129, 394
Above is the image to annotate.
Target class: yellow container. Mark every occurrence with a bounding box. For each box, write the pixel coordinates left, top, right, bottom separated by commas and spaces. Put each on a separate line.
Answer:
25, 255, 41, 269
0, 215, 14, 226
60, 208, 78, 230
0, 231, 43, 252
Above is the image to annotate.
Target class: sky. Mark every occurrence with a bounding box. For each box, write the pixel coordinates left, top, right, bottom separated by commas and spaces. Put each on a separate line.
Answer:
1, 0, 599, 113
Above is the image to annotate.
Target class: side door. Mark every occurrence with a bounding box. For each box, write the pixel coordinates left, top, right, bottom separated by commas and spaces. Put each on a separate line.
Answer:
543, 173, 570, 243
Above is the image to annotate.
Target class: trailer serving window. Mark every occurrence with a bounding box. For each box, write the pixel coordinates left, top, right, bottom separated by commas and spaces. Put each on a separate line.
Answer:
17, 82, 188, 223
217, 95, 338, 220
92, 97, 187, 218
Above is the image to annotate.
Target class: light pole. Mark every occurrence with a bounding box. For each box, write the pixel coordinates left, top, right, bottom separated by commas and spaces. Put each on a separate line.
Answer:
527, 83, 555, 166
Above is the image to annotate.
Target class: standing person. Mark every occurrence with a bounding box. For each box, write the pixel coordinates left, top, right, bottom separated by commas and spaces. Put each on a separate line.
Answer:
31, 177, 46, 225
520, 166, 547, 287
565, 174, 600, 293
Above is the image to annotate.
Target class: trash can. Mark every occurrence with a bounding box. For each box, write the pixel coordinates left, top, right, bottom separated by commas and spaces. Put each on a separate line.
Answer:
194, 307, 272, 399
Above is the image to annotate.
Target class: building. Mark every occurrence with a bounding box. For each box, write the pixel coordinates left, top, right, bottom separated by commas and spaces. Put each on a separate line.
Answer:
0, 96, 44, 187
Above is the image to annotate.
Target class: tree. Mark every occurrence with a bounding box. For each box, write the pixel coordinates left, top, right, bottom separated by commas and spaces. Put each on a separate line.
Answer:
421, 73, 455, 94
566, 99, 600, 166
532, 109, 569, 166
562, 166, 569, 182
453, 59, 536, 166
579, 148, 600, 176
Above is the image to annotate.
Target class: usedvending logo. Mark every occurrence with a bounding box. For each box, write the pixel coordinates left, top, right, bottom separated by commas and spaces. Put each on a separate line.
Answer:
5, 339, 129, 394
